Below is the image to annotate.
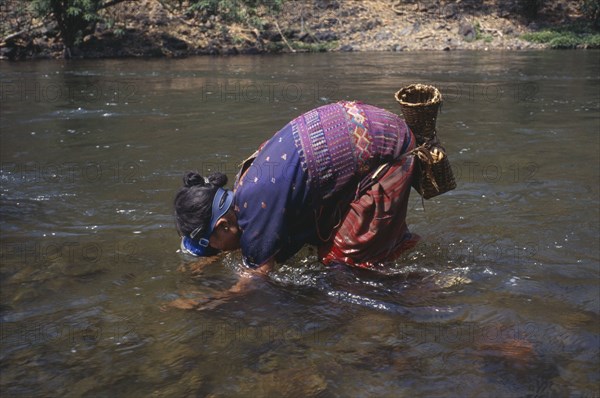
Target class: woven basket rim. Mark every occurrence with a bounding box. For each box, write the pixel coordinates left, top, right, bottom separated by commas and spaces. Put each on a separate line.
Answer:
394, 84, 442, 107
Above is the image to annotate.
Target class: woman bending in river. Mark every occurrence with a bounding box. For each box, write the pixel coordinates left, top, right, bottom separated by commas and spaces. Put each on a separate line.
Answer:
174, 101, 420, 280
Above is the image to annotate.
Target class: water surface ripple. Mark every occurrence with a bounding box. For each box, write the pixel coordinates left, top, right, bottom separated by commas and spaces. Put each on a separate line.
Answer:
1, 51, 599, 397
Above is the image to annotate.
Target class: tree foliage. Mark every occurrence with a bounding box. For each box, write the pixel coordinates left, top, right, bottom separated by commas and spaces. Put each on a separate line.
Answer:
30, 0, 126, 52
581, 0, 600, 28
186, 0, 284, 23
29, 0, 286, 52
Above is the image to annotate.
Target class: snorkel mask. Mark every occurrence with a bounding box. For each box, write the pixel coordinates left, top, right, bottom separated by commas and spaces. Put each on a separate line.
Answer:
180, 188, 234, 257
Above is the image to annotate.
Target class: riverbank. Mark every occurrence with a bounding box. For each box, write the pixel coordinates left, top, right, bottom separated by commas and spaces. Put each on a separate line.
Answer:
1, 0, 598, 60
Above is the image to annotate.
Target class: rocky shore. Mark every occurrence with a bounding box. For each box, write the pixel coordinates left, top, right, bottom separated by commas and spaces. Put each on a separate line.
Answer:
0, 0, 596, 60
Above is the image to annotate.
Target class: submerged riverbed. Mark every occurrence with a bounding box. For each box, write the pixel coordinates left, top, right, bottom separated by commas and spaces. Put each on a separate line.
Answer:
1, 51, 599, 397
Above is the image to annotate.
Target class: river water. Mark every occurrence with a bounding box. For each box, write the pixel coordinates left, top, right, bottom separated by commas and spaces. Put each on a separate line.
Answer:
1, 51, 599, 397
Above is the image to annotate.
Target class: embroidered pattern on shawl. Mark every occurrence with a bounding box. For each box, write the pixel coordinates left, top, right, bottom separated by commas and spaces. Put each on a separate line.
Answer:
291, 103, 356, 200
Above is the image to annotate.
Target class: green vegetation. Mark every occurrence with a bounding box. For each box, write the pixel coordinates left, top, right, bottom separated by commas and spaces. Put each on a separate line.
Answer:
522, 26, 600, 48
474, 22, 494, 43
182, 0, 284, 28
291, 40, 338, 52
581, 0, 600, 28
27, 0, 285, 55
30, 0, 125, 51
517, 0, 600, 27
3, 0, 598, 59
266, 40, 338, 53
157, 0, 286, 32
519, 0, 600, 49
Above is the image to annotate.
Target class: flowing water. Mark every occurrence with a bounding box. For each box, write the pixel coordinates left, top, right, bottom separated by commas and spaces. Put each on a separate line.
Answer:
1, 51, 599, 397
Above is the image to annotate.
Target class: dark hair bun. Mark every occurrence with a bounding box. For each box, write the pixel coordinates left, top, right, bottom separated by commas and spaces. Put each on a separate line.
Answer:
208, 172, 228, 188
183, 171, 205, 187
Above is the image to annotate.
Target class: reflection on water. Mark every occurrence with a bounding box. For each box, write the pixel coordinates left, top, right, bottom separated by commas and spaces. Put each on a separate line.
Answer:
1, 51, 599, 396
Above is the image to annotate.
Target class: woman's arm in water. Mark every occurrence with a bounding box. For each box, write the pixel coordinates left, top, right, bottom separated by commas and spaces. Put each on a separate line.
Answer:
164, 257, 275, 311
194, 257, 275, 310
177, 255, 220, 275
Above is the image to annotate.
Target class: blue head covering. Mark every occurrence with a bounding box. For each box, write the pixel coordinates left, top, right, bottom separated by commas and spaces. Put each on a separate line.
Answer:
180, 235, 219, 256
180, 188, 234, 257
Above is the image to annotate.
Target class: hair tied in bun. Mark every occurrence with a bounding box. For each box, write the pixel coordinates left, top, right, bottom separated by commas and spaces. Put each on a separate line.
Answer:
183, 171, 205, 188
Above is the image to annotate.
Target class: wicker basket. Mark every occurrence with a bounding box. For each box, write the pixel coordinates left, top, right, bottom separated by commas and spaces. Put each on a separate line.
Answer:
395, 84, 456, 199
395, 84, 442, 144
412, 144, 457, 199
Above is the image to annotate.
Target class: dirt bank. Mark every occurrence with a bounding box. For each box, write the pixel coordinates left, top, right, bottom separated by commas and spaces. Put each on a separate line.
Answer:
0, 0, 595, 60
